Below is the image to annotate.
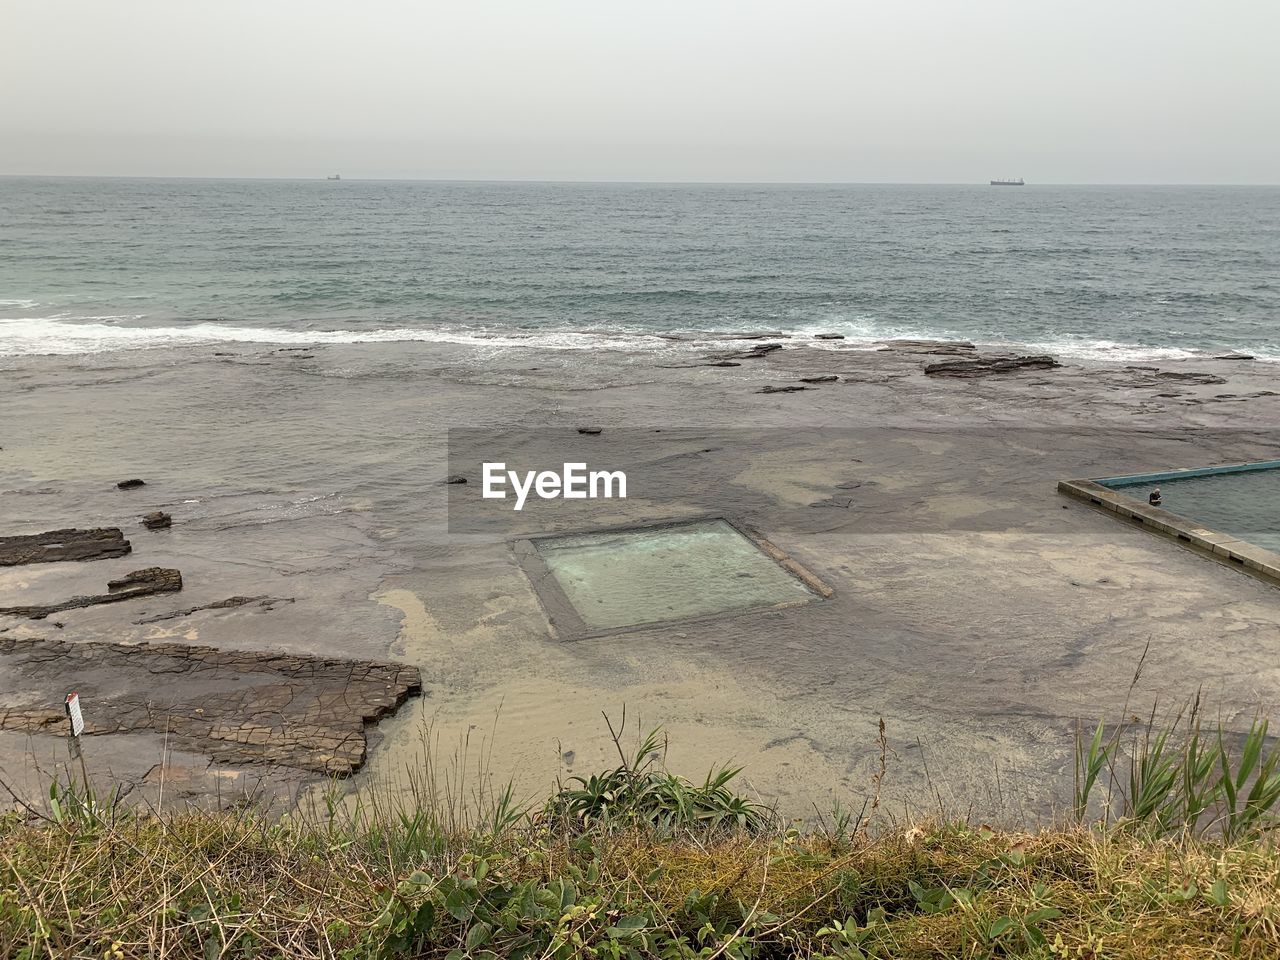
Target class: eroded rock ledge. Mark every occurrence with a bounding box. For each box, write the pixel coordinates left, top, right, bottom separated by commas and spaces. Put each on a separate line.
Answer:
924, 355, 1062, 378
0, 527, 132, 566
0, 636, 423, 775
0, 567, 183, 619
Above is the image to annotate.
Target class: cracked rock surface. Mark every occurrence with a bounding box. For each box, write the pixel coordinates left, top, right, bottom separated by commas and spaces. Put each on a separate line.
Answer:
0, 635, 422, 775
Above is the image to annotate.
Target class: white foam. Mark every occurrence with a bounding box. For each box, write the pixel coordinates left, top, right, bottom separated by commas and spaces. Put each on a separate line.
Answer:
0, 317, 679, 357
787, 318, 1280, 364
2, 315, 1274, 365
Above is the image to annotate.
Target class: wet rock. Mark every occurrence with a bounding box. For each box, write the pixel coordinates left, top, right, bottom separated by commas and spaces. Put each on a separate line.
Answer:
116, 478, 146, 489
0, 528, 132, 567
815, 333, 845, 340
109, 567, 182, 593
441, 475, 468, 485
141, 511, 172, 530
1214, 353, 1255, 360
0, 567, 183, 620
712, 342, 785, 361
0, 635, 422, 775
799, 375, 839, 384
133, 595, 294, 624
703, 361, 741, 367
809, 497, 855, 508
757, 384, 809, 394
924, 355, 1062, 378
1154, 371, 1228, 385
577, 427, 603, 435
878, 339, 977, 356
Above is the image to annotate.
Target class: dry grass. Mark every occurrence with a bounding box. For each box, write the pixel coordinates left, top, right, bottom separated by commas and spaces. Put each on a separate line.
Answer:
2, 801, 1279, 959
4, 710, 1279, 957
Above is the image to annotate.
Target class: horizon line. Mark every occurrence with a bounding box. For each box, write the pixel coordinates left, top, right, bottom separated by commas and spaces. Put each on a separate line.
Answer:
2, 174, 1279, 188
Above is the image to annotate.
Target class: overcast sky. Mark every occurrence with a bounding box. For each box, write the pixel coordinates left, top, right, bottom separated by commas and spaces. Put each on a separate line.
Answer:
4, 0, 1277, 183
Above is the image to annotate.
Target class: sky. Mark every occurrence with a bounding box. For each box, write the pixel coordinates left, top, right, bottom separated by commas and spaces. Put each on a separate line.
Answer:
4, 0, 1278, 183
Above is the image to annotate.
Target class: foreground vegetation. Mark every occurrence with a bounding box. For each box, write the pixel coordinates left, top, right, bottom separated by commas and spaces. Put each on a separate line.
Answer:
2, 711, 1279, 958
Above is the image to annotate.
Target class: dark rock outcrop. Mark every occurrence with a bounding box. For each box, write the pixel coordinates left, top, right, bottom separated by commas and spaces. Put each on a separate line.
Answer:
924, 355, 1062, 378
757, 384, 809, 394
0, 528, 132, 567
799, 375, 839, 384
712, 342, 784, 361
116, 479, 146, 489
0, 635, 422, 775
141, 511, 172, 530
879, 339, 978, 356
133, 595, 294, 624
1154, 371, 1228, 385
577, 427, 603, 435
0, 567, 183, 620
815, 333, 845, 340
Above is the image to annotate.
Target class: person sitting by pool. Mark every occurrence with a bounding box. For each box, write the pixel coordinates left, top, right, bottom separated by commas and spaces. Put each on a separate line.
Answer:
1149, 487, 1163, 507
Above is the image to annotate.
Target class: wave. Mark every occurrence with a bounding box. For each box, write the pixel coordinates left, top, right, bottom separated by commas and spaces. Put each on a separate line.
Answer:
0, 317, 683, 357
1, 315, 1274, 365
789, 318, 1271, 364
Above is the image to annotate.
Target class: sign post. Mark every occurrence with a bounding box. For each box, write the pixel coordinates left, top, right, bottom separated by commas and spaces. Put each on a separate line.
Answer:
65, 692, 89, 787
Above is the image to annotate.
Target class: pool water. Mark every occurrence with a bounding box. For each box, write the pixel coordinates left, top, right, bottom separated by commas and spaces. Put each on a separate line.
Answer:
532, 518, 818, 632
1109, 468, 1280, 553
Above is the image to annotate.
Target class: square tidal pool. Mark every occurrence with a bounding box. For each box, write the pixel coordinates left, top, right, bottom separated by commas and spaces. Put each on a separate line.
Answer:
516, 518, 827, 638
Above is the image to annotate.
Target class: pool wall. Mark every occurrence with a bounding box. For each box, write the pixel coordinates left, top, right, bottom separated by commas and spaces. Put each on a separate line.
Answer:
1058, 462, 1280, 585
1093, 458, 1280, 489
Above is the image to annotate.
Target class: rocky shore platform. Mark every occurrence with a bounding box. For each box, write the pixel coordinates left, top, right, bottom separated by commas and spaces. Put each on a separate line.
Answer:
3, 334, 1280, 818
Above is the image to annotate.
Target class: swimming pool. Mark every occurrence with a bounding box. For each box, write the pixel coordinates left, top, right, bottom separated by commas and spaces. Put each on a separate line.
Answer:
513, 517, 830, 639
1099, 462, 1280, 554
1058, 460, 1280, 583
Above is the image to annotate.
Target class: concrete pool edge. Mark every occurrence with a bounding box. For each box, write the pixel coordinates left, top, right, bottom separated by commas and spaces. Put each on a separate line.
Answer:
1057, 477, 1280, 585
1093, 458, 1280, 488
511, 514, 835, 642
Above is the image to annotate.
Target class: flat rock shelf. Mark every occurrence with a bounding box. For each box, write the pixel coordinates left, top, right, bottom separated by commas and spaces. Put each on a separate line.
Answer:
0, 636, 423, 775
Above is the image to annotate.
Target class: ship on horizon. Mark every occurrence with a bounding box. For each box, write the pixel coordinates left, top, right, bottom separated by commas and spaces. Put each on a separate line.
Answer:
326, 174, 341, 180
990, 177, 1025, 186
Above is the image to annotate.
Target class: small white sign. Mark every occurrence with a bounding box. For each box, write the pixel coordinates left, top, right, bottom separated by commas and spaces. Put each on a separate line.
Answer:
65, 692, 84, 738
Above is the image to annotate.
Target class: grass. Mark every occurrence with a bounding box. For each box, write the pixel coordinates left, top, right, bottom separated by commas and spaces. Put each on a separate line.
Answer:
1, 709, 1279, 959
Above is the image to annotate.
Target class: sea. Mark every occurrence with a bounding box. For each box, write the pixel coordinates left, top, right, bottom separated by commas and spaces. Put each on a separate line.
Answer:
1, 177, 1277, 361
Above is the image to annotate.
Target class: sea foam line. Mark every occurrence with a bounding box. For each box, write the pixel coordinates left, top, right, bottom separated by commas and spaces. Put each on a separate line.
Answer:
0, 315, 1273, 365
0, 317, 681, 357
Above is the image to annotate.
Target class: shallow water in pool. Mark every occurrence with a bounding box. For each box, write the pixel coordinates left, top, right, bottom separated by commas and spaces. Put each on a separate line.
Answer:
535, 519, 817, 631
1112, 468, 1280, 552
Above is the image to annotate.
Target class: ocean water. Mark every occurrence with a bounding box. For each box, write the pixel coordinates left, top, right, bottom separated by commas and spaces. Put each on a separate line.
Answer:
1, 177, 1277, 360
